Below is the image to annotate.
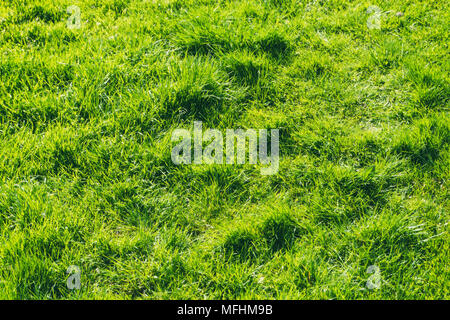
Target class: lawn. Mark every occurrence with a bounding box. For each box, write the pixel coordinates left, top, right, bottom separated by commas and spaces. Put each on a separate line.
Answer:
0, 0, 448, 299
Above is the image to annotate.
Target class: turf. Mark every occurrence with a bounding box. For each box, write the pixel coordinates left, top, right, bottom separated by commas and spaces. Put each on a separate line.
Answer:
0, 0, 448, 299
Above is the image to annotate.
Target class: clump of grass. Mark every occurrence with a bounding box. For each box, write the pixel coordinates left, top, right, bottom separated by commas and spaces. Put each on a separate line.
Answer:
222, 228, 260, 261
14, 5, 64, 24
252, 31, 292, 60
156, 56, 245, 125
406, 62, 449, 110
260, 210, 302, 252
392, 114, 449, 167
222, 50, 270, 86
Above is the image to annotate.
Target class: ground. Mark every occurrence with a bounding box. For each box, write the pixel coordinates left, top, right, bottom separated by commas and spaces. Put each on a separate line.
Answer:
0, 0, 448, 299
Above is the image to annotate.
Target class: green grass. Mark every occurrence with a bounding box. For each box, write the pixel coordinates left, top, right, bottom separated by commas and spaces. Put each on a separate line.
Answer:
0, 0, 448, 299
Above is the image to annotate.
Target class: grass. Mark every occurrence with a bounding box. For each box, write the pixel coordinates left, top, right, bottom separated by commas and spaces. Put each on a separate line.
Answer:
0, 0, 448, 299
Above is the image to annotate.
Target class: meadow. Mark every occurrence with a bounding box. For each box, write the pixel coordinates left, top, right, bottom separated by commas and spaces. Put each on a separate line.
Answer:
0, 0, 448, 299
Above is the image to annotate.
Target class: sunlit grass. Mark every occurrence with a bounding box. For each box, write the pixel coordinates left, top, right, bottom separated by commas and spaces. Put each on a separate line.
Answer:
0, 0, 448, 299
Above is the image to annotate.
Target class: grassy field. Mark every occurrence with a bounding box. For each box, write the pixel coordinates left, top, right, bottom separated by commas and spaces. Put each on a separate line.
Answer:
0, 0, 448, 299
